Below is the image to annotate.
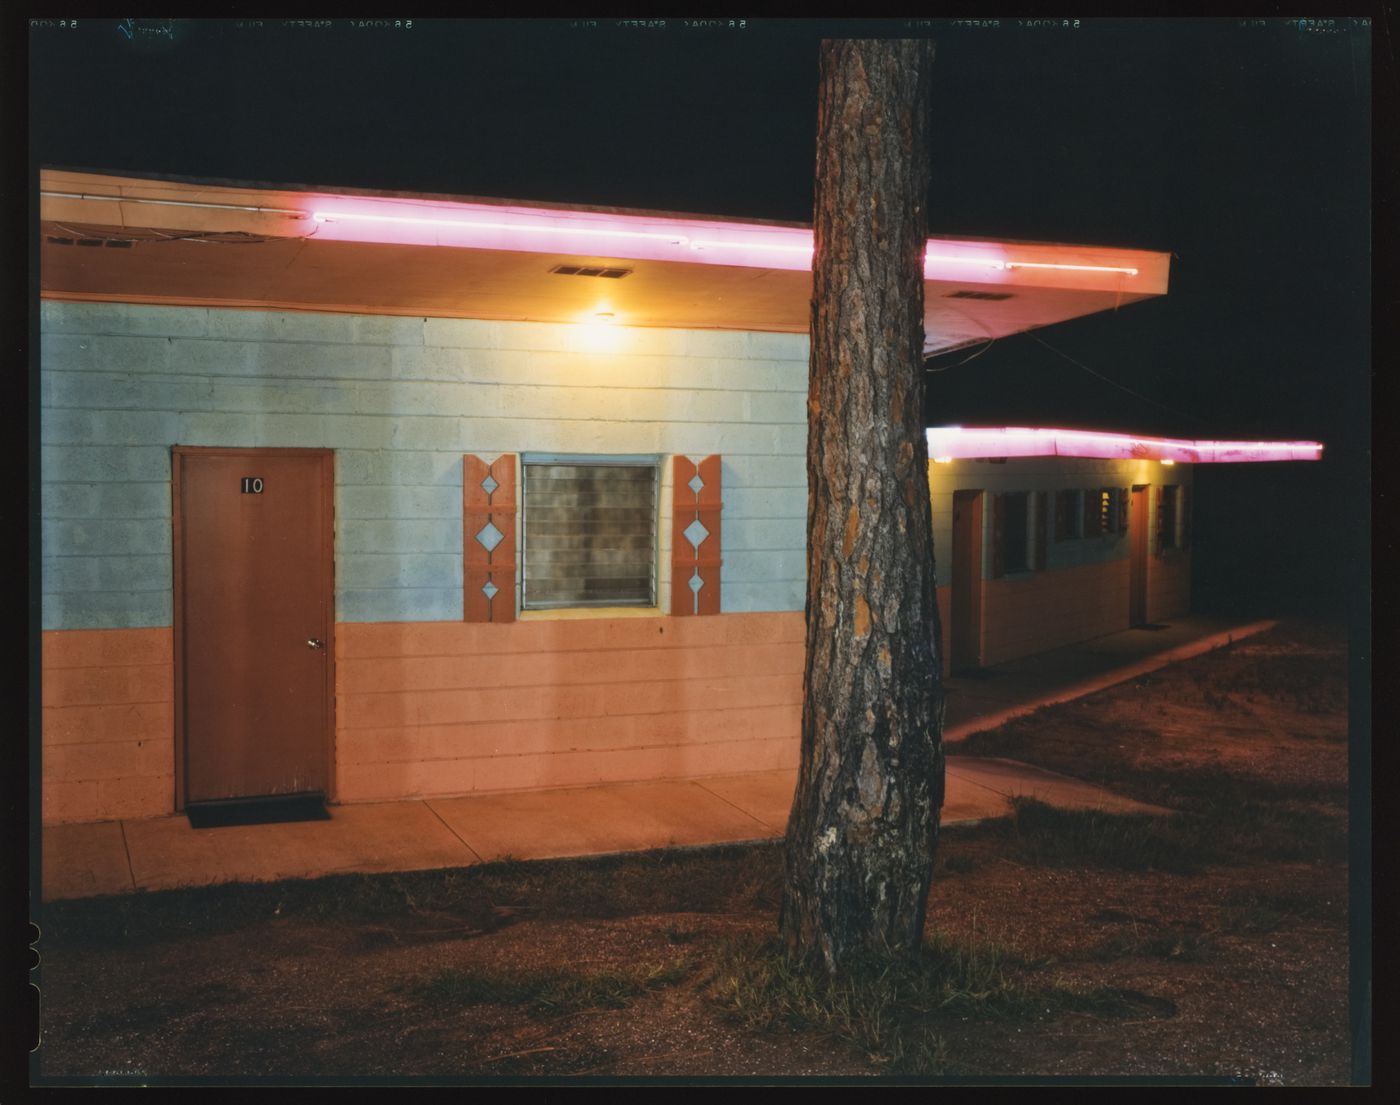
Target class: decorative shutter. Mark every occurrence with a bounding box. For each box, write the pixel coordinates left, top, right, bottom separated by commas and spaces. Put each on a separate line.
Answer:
1180, 486, 1191, 550
1155, 487, 1166, 556
1118, 488, 1130, 533
1035, 491, 1048, 571
463, 454, 517, 623
671, 455, 722, 615
1055, 490, 1069, 542
991, 493, 1005, 579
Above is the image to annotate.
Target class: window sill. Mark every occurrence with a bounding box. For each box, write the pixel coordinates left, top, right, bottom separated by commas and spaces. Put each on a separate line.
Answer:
517, 606, 665, 621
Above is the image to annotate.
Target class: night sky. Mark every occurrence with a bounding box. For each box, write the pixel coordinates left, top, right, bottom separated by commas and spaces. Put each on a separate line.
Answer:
27, 17, 1374, 617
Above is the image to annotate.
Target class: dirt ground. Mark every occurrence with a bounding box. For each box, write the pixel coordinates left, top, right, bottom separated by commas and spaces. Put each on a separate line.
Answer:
33, 620, 1359, 1085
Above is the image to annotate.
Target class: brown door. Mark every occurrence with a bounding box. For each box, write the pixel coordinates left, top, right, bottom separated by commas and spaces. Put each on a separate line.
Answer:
1129, 485, 1149, 627
173, 448, 334, 806
950, 490, 984, 673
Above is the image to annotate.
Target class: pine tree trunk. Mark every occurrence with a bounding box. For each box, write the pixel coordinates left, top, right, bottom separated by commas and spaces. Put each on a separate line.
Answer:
779, 38, 944, 971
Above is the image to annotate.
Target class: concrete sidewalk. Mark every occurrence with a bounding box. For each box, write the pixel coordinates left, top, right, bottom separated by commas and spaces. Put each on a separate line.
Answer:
40, 615, 1273, 903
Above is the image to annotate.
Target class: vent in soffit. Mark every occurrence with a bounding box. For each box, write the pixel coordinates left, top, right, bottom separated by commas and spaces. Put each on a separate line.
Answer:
550, 264, 633, 279
944, 289, 1014, 301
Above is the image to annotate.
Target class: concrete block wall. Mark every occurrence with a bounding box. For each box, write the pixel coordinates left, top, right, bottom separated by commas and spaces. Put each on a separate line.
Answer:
38, 300, 1198, 821
929, 456, 1193, 667
335, 611, 804, 801
40, 302, 811, 630
982, 560, 1131, 666
39, 301, 811, 821
40, 628, 174, 823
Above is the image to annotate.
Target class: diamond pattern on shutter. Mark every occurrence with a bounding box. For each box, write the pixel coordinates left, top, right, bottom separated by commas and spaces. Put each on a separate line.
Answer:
464, 454, 517, 623
671, 455, 722, 616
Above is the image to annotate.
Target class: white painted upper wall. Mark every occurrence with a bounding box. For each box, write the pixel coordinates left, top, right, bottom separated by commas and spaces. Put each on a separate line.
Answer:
40, 302, 810, 630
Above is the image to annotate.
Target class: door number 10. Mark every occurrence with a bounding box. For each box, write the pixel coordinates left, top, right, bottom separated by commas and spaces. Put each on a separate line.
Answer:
240, 477, 265, 494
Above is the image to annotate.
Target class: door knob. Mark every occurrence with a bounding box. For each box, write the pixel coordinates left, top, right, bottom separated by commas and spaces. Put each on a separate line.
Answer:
307, 638, 325, 650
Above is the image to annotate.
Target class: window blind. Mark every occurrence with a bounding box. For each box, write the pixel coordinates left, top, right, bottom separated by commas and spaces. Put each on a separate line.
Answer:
522, 462, 657, 607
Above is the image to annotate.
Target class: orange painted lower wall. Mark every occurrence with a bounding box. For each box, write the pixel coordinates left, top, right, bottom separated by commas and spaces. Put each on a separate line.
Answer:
980, 559, 1132, 668
43, 570, 1177, 823
38, 613, 806, 817
41, 628, 175, 824
334, 611, 806, 802
1148, 550, 1192, 622
41, 614, 808, 822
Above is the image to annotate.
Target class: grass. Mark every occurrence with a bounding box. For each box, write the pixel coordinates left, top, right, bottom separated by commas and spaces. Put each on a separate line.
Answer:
1087, 928, 1214, 963
45, 842, 786, 948
1002, 799, 1199, 873
1082, 885, 1337, 963
661, 922, 700, 944
1186, 648, 1349, 716
992, 784, 1348, 876
413, 958, 694, 1018
709, 932, 1148, 1075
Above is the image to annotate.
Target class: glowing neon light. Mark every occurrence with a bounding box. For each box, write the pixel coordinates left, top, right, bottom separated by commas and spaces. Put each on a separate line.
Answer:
1005, 261, 1139, 276
926, 254, 1005, 270
688, 238, 814, 255
303, 207, 1145, 277
312, 210, 688, 244
44, 186, 1155, 280
924, 427, 1324, 464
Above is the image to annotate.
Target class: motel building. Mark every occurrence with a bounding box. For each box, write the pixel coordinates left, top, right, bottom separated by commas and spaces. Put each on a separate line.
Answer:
37, 169, 1324, 827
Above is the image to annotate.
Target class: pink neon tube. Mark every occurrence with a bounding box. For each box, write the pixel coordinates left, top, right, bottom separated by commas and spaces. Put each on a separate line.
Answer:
304, 199, 1145, 278
924, 427, 1324, 463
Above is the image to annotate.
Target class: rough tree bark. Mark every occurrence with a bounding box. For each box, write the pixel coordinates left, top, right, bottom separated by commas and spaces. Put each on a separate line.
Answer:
779, 38, 945, 971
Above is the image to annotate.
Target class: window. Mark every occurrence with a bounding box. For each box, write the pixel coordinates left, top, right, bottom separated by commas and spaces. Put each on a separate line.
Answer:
1084, 487, 1120, 536
1055, 489, 1083, 541
1001, 491, 1030, 573
1159, 484, 1182, 552
521, 456, 659, 608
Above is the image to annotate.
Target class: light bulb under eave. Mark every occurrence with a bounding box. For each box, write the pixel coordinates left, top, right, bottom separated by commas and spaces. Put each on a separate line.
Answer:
576, 311, 625, 354
1160, 459, 1176, 466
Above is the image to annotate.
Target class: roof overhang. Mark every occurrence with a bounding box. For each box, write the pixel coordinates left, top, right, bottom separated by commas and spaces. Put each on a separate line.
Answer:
926, 426, 1324, 464
39, 170, 1171, 355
